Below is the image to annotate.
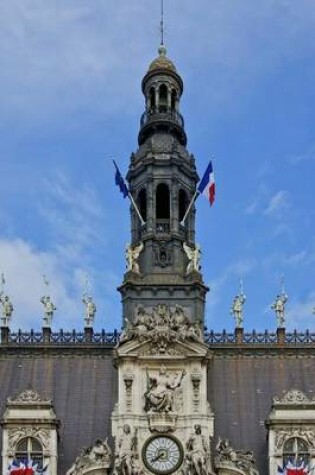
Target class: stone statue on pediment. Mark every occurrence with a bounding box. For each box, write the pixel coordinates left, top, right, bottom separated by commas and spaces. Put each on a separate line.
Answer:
215, 438, 259, 475
66, 438, 112, 475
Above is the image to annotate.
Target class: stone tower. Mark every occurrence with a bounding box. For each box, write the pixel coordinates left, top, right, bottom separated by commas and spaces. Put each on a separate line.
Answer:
112, 46, 214, 475
119, 45, 208, 327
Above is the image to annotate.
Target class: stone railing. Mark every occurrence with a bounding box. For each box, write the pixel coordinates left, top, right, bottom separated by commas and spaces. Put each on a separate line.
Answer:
1, 327, 315, 346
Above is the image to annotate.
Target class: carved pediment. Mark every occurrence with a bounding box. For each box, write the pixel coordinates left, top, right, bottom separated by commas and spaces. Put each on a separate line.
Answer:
118, 304, 206, 352
272, 389, 315, 406
115, 336, 209, 359
7, 389, 52, 405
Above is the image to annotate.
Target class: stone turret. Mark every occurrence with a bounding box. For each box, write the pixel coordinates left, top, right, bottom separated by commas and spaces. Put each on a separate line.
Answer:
119, 46, 208, 327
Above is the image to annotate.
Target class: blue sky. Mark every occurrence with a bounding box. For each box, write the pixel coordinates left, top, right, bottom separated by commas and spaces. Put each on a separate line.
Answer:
0, 0, 314, 331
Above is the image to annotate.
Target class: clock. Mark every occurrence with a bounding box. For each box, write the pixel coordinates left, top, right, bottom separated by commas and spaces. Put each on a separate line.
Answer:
142, 435, 183, 474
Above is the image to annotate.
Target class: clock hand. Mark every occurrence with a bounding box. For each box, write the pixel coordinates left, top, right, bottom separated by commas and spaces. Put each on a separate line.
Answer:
151, 451, 165, 463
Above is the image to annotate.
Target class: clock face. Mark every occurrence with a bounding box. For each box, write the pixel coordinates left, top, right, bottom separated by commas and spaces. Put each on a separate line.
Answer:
143, 435, 183, 474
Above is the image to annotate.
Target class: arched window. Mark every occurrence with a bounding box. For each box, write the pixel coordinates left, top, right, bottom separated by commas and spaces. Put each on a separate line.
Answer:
149, 87, 156, 111
156, 184, 170, 234
156, 184, 170, 219
171, 89, 177, 111
178, 189, 188, 222
16, 437, 43, 468
283, 438, 310, 467
158, 84, 168, 112
138, 188, 147, 223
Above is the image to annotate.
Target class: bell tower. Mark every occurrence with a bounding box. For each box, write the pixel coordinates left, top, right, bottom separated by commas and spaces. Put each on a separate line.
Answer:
112, 45, 214, 475
119, 45, 208, 326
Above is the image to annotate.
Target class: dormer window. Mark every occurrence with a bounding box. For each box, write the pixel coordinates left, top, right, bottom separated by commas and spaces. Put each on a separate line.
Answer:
1, 389, 58, 475
266, 389, 315, 475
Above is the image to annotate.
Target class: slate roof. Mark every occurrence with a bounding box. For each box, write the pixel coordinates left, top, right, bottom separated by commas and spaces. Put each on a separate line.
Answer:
0, 343, 314, 474
0, 348, 117, 474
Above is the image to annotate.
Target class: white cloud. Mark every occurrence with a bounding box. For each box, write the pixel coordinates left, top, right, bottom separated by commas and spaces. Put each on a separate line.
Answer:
289, 144, 315, 164
37, 170, 107, 265
0, 238, 80, 329
286, 292, 315, 330
264, 190, 290, 217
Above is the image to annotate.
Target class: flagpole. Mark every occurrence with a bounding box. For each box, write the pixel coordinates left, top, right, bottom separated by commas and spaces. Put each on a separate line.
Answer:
112, 159, 146, 227
180, 189, 200, 227
128, 191, 146, 226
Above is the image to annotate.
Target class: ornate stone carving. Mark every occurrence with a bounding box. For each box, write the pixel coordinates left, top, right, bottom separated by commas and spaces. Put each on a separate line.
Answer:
154, 241, 171, 267
215, 438, 259, 475
8, 389, 52, 404
183, 425, 214, 475
272, 389, 315, 405
66, 438, 112, 475
123, 373, 134, 413
8, 427, 50, 455
114, 425, 139, 475
144, 366, 186, 413
147, 412, 178, 433
191, 372, 202, 412
275, 429, 315, 449
183, 242, 201, 274
118, 304, 203, 350
125, 242, 144, 274
140, 344, 186, 357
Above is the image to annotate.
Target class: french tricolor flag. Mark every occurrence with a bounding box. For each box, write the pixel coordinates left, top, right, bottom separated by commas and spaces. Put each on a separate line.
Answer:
197, 160, 215, 206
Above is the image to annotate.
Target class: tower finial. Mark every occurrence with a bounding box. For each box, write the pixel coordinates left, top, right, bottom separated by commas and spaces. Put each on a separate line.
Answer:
160, 0, 164, 46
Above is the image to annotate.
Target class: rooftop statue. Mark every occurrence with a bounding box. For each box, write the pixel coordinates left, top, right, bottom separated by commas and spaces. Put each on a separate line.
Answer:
82, 295, 97, 328
0, 294, 13, 327
40, 295, 56, 327
230, 282, 246, 329
271, 292, 288, 328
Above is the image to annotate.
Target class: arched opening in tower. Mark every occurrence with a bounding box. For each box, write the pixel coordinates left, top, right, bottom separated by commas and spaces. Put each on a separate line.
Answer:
178, 189, 188, 222
149, 87, 156, 111
158, 84, 168, 113
138, 188, 147, 223
171, 89, 177, 111
156, 183, 170, 234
